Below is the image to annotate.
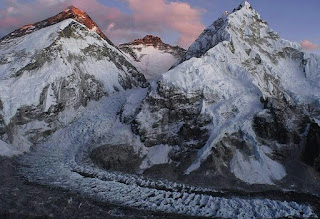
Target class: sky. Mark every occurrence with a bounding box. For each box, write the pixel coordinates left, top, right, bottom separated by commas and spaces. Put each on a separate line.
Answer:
0, 0, 319, 52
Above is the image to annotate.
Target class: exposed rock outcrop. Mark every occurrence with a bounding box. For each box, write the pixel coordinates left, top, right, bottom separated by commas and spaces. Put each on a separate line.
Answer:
304, 122, 320, 172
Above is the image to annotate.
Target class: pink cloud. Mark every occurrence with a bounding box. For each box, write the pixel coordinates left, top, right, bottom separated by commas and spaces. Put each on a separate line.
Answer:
124, 0, 205, 47
0, 0, 206, 48
301, 40, 320, 51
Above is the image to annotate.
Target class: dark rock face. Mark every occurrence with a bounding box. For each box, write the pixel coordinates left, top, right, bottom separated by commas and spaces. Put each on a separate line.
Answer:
253, 99, 307, 146
253, 114, 288, 144
133, 83, 211, 148
304, 123, 320, 172
173, 16, 228, 68
253, 103, 290, 145
90, 145, 142, 173
0, 99, 4, 136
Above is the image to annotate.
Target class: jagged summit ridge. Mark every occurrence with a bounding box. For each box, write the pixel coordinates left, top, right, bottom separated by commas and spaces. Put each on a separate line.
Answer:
124, 35, 165, 47
65, 5, 82, 11
120, 35, 184, 53
0, 6, 113, 45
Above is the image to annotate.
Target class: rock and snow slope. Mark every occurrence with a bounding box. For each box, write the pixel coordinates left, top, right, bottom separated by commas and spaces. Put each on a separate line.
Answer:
119, 35, 185, 80
133, 1, 320, 185
19, 89, 317, 218
0, 7, 147, 155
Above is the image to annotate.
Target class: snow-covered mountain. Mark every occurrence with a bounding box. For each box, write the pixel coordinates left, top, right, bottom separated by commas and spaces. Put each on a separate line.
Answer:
0, 6, 147, 154
119, 35, 186, 80
132, 1, 320, 186
0, 1, 319, 218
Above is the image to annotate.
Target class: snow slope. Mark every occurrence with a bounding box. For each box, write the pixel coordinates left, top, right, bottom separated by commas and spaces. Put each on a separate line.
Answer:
0, 139, 19, 157
121, 45, 178, 80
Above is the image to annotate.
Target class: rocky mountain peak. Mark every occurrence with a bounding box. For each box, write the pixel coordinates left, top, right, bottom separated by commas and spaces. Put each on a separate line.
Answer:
59, 6, 99, 31
119, 34, 186, 59
0, 6, 113, 45
238, 1, 252, 9
119, 35, 186, 80
123, 35, 165, 47
64, 5, 84, 13
140, 35, 163, 45
222, 1, 252, 17
119, 35, 186, 54
63, 5, 86, 15
230, 1, 255, 19
175, 0, 281, 66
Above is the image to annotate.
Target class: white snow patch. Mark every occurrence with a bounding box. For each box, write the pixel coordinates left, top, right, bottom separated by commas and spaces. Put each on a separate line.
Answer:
122, 45, 179, 80
91, 26, 98, 32
121, 88, 148, 121
240, 1, 251, 9
0, 140, 19, 157
140, 144, 172, 170
230, 149, 286, 185
314, 118, 320, 127
44, 84, 57, 112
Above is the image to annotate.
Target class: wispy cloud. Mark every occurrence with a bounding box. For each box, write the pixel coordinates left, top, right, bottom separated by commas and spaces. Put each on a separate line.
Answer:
301, 40, 320, 51
123, 0, 205, 47
0, 0, 206, 48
